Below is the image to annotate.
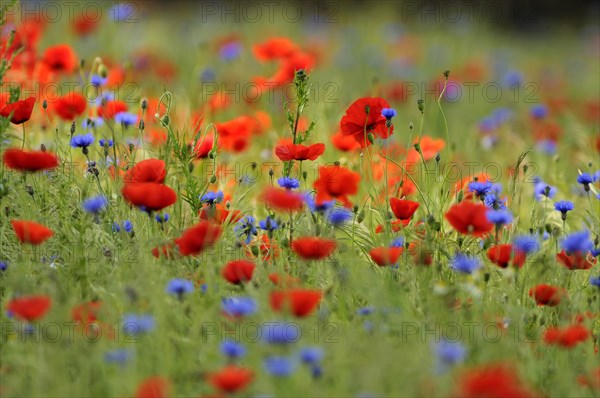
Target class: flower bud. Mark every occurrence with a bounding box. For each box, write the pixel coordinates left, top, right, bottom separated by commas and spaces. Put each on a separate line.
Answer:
210, 175, 217, 184
417, 99, 424, 113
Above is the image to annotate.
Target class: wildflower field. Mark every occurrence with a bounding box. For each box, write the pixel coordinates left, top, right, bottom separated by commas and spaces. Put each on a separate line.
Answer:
1, 1, 599, 397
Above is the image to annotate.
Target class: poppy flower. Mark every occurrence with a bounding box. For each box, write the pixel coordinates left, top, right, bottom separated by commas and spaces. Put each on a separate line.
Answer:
313, 165, 360, 207
98, 100, 128, 119
556, 250, 596, 270
222, 260, 256, 285
72, 14, 100, 36
253, 37, 298, 61
42, 44, 77, 74
389, 198, 419, 220
262, 187, 304, 212
529, 284, 565, 306
274, 142, 325, 161
175, 221, 222, 256
122, 183, 177, 212
270, 289, 323, 317
455, 364, 537, 398
375, 219, 410, 233
369, 246, 404, 266
151, 243, 176, 260
486, 244, 526, 268
7, 295, 52, 322
406, 135, 445, 163
268, 273, 300, 287
291, 236, 337, 260
340, 97, 394, 147
193, 133, 214, 158
53, 93, 87, 121
208, 365, 254, 393
0, 97, 35, 124
124, 159, 167, 184
199, 203, 242, 225
331, 130, 361, 152
445, 200, 494, 236
135, 376, 170, 398
3, 148, 59, 172
11, 220, 54, 244
543, 324, 590, 348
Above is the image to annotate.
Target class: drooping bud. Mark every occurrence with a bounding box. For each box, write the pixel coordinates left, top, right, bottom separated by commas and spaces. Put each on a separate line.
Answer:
209, 175, 217, 184
367, 133, 375, 144
417, 99, 424, 113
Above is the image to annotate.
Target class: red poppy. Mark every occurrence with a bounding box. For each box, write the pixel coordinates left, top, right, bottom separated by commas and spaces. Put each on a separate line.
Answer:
529, 284, 565, 306
53, 93, 87, 121
331, 130, 361, 152
72, 15, 100, 37
151, 243, 176, 260
214, 116, 256, 153
0, 97, 35, 124
274, 142, 325, 161
369, 246, 404, 266
543, 324, 590, 348
98, 100, 128, 119
389, 198, 419, 220
193, 133, 214, 158
122, 183, 177, 212
11, 220, 54, 244
487, 244, 526, 268
556, 250, 596, 270
455, 364, 537, 398
313, 165, 360, 207
262, 187, 304, 212
340, 97, 394, 147
291, 236, 337, 260
208, 366, 254, 393
135, 376, 170, 398
268, 51, 315, 86
445, 200, 494, 236
268, 273, 300, 287
175, 221, 222, 256
405, 135, 445, 163
270, 289, 323, 317
3, 148, 59, 172
375, 219, 410, 233
42, 44, 77, 74
124, 159, 167, 184
198, 204, 242, 225
253, 37, 298, 61
7, 295, 52, 322
222, 260, 256, 285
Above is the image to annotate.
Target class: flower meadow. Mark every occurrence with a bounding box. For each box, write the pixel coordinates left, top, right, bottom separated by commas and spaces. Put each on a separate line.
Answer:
1, 1, 600, 397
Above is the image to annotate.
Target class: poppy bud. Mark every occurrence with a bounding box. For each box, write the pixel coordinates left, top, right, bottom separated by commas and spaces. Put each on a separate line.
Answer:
353, 204, 359, 213
435, 152, 441, 163
457, 190, 464, 203
210, 175, 217, 184
188, 163, 194, 173
42, 100, 47, 110
160, 114, 170, 126
367, 133, 375, 144
484, 272, 490, 282
70, 121, 76, 135
40, 144, 46, 152
364, 105, 370, 115
128, 143, 135, 153
226, 201, 231, 209
409, 122, 414, 130
139, 119, 145, 131
417, 99, 424, 113
79, 59, 85, 69
251, 245, 259, 256
269, 168, 274, 177
302, 171, 308, 181
357, 209, 365, 223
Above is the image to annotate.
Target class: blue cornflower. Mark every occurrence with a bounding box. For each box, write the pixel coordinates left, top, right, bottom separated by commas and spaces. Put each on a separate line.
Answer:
200, 190, 224, 205
305, 193, 335, 213
123, 220, 133, 233
534, 181, 557, 200
110, 3, 136, 22
434, 339, 466, 373
234, 216, 258, 244
277, 177, 300, 190
112, 222, 121, 232
122, 314, 155, 335
264, 356, 296, 377
299, 347, 324, 364
381, 108, 397, 120
156, 213, 170, 223
513, 235, 540, 255
484, 192, 507, 209
115, 112, 138, 128
390, 237, 405, 248
577, 173, 595, 191
90, 74, 107, 88
221, 297, 257, 317
99, 138, 114, 148
70, 133, 95, 148
220, 340, 246, 358
104, 349, 133, 364
530, 104, 548, 119
590, 276, 600, 288
592, 248, 600, 257
83, 117, 104, 129
468, 181, 493, 198
450, 253, 482, 274
486, 209, 513, 226
200, 68, 215, 82
326, 208, 353, 226
259, 216, 279, 231
536, 139, 556, 155
479, 117, 497, 133
561, 230, 594, 254
356, 306, 375, 315
219, 41, 242, 61
0, 261, 7, 271
503, 70, 522, 89
166, 278, 194, 297
83, 195, 108, 214
554, 200, 574, 218
262, 322, 300, 344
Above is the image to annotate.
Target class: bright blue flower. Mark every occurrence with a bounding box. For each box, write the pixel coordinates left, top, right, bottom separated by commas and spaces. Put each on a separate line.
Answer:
262, 322, 300, 344
104, 349, 133, 364
533, 181, 557, 200
390, 237, 405, 248
166, 278, 194, 296
90, 74, 107, 87
356, 306, 375, 315
220, 340, 246, 358
155, 213, 170, 223
110, 3, 136, 22
486, 209, 513, 225
277, 177, 300, 190
434, 339, 466, 373
513, 235, 540, 255
122, 220, 133, 233
112, 222, 121, 232
99, 138, 113, 147
305, 193, 335, 213
259, 216, 279, 231
219, 41, 242, 61
381, 108, 397, 120
0, 261, 7, 271
590, 276, 600, 288
122, 314, 155, 335
577, 173, 595, 188
70, 133, 95, 148
83, 195, 108, 214
450, 253, 481, 274
234, 216, 258, 244
264, 356, 296, 377
326, 208, 353, 226
554, 200, 574, 214
468, 181, 493, 197
503, 70, 522, 88
299, 347, 324, 364
484, 192, 507, 209
221, 297, 257, 317
115, 112, 138, 128
200, 190, 224, 205
561, 230, 594, 253
592, 248, 600, 257
530, 104, 548, 119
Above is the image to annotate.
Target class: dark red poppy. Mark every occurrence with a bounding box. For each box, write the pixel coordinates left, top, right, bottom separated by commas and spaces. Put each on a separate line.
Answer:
98, 100, 128, 119
0, 97, 35, 124
208, 366, 254, 393
124, 159, 167, 184
3, 148, 59, 172
122, 183, 177, 212
291, 236, 337, 260
53, 93, 87, 121
369, 246, 404, 266
222, 260, 256, 285
455, 364, 537, 398
340, 97, 394, 147
72, 301, 103, 324
253, 37, 298, 61
7, 295, 52, 322
389, 198, 419, 220
42, 44, 77, 74
556, 250, 596, 270
313, 165, 360, 207
135, 376, 170, 398
175, 221, 222, 256
274, 142, 325, 161
270, 289, 323, 317
544, 324, 590, 348
487, 244, 526, 268
445, 200, 494, 236
262, 187, 304, 212
529, 284, 565, 306
11, 220, 54, 244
